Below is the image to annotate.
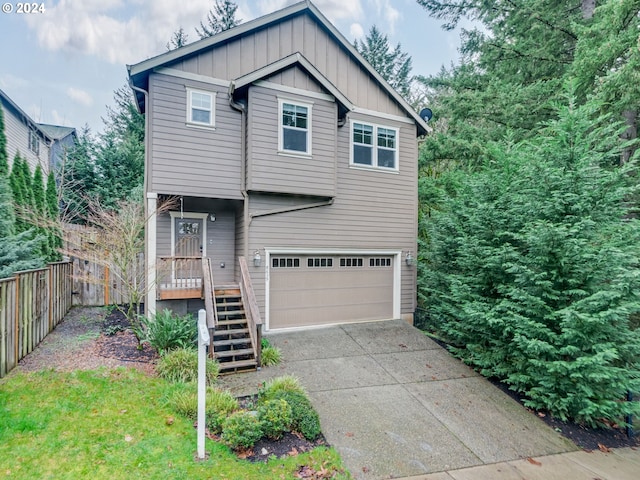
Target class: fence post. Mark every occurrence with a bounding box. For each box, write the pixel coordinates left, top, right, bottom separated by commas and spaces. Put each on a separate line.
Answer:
14, 272, 19, 366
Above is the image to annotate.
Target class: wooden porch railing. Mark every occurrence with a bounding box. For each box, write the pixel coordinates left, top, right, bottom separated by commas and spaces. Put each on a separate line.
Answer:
157, 256, 203, 300
238, 256, 263, 366
201, 257, 218, 329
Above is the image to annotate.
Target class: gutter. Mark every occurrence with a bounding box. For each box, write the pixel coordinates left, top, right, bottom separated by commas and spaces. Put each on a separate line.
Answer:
228, 81, 249, 258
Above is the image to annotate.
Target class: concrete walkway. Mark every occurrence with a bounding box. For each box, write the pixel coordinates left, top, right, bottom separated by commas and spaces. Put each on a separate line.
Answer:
219, 320, 638, 479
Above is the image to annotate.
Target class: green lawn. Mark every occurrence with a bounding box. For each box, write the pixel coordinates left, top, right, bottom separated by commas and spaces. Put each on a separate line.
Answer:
0, 368, 349, 479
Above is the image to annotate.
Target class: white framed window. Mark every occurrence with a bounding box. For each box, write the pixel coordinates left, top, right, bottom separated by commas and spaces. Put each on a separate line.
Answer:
186, 88, 215, 127
350, 120, 398, 171
28, 130, 40, 155
279, 99, 312, 155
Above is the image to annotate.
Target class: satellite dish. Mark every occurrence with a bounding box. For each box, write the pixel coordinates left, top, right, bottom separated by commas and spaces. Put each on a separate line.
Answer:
419, 108, 433, 123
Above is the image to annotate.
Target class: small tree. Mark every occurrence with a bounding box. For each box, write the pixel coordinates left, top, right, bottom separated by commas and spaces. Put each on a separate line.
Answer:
60, 196, 177, 324
167, 27, 189, 51
45, 170, 62, 261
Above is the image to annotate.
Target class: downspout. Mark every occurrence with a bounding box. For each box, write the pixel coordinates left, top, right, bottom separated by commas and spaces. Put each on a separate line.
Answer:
228, 81, 249, 259
129, 80, 153, 313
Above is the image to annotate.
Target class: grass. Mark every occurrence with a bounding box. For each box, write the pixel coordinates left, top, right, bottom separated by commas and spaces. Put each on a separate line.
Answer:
0, 368, 350, 480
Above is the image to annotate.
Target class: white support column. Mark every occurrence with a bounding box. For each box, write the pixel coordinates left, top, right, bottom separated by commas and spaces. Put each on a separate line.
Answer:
146, 192, 158, 316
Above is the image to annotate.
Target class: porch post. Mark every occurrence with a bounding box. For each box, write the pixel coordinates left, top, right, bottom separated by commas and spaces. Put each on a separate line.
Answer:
146, 192, 158, 316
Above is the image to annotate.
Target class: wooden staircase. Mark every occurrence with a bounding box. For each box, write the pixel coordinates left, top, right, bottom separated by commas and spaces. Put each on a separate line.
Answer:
211, 285, 258, 374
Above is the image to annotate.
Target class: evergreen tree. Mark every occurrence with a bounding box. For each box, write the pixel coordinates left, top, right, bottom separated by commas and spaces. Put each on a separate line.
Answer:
0, 105, 7, 177
60, 125, 96, 221
45, 170, 62, 261
9, 154, 29, 233
0, 168, 14, 238
31, 164, 47, 257
419, 90, 640, 425
354, 25, 413, 99
166, 27, 189, 51
196, 0, 241, 39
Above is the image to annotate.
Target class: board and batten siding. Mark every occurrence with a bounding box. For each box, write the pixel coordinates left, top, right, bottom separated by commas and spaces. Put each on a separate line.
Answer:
175, 12, 405, 118
1, 103, 50, 175
149, 73, 242, 199
247, 112, 418, 317
247, 84, 336, 197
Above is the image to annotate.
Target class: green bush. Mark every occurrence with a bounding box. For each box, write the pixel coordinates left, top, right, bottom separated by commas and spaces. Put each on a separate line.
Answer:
221, 411, 263, 450
257, 399, 292, 440
261, 346, 282, 367
418, 94, 640, 426
270, 390, 321, 440
258, 375, 306, 402
206, 389, 239, 434
137, 309, 196, 354
261, 338, 271, 349
169, 386, 238, 428
157, 347, 219, 384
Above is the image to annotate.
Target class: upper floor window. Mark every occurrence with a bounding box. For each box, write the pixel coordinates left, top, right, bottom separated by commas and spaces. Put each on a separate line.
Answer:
351, 121, 398, 171
187, 88, 215, 127
28, 130, 40, 155
279, 99, 312, 155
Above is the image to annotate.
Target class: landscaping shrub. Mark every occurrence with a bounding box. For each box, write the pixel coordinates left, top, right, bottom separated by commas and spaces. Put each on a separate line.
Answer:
258, 375, 306, 402
157, 347, 219, 384
137, 309, 196, 354
261, 346, 282, 367
169, 386, 238, 428
418, 94, 640, 426
221, 411, 263, 450
270, 390, 321, 440
206, 389, 240, 434
257, 399, 292, 440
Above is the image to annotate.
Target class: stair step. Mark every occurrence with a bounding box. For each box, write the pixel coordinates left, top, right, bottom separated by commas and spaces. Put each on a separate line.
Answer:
218, 358, 258, 374
217, 312, 245, 320
214, 348, 255, 359
217, 318, 247, 326
216, 301, 243, 308
213, 327, 249, 336
213, 337, 252, 347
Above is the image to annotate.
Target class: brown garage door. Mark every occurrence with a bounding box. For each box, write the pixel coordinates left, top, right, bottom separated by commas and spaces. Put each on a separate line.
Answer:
269, 255, 394, 329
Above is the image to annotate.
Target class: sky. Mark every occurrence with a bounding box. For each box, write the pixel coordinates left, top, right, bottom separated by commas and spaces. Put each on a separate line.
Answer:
0, 0, 465, 134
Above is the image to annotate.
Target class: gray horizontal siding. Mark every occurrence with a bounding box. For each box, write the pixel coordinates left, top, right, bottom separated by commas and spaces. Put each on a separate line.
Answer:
247, 84, 336, 197
175, 13, 406, 118
246, 115, 417, 317
1, 103, 50, 175
149, 74, 243, 199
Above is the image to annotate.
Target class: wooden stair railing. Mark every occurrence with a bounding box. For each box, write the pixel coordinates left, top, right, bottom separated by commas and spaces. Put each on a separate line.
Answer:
238, 256, 263, 368
201, 257, 217, 330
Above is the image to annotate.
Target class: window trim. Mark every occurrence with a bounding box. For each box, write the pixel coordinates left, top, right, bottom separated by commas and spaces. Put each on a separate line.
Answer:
349, 119, 399, 172
28, 130, 40, 156
278, 98, 312, 156
186, 88, 216, 128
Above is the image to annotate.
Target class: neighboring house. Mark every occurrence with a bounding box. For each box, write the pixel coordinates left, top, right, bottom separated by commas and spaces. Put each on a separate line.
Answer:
127, 0, 428, 345
0, 88, 52, 175
0, 89, 77, 177
37, 124, 78, 176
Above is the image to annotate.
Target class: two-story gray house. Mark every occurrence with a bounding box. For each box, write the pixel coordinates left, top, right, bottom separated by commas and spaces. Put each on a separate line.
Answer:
128, 1, 428, 370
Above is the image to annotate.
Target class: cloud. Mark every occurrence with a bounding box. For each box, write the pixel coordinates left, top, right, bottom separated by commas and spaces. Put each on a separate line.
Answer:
67, 87, 94, 107
256, 0, 362, 22
23, 0, 366, 65
350, 23, 364, 40
50, 110, 71, 126
371, 0, 400, 34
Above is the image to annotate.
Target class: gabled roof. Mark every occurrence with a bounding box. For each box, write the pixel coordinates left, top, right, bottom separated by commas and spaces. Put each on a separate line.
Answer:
0, 88, 53, 143
38, 124, 77, 141
128, 0, 428, 135
232, 52, 353, 116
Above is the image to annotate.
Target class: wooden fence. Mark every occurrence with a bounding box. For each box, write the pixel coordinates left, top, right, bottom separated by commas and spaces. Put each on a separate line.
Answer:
0, 262, 73, 378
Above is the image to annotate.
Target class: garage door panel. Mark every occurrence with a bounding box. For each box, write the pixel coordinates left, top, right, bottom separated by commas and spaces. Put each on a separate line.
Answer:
269, 255, 394, 329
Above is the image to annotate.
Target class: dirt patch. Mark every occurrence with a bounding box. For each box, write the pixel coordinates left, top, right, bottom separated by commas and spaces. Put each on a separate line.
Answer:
15, 306, 158, 376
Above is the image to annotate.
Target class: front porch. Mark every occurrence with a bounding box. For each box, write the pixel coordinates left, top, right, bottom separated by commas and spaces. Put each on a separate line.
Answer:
154, 255, 262, 374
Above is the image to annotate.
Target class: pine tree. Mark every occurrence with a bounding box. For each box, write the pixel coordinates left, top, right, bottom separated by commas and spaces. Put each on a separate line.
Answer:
0, 105, 8, 177
45, 170, 62, 261
354, 25, 413, 99
9, 154, 28, 233
196, 0, 241, 39
419, 90, 640, 425
31, 164, 48, 258
166, 27, 189, 51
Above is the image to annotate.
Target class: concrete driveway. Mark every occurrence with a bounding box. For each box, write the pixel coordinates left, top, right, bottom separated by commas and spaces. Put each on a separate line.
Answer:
219, 320, 577, 479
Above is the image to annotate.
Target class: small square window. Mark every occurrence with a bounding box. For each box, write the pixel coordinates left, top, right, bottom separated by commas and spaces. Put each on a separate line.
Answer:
279, 99, 312, 155
187, 89, 215, 127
